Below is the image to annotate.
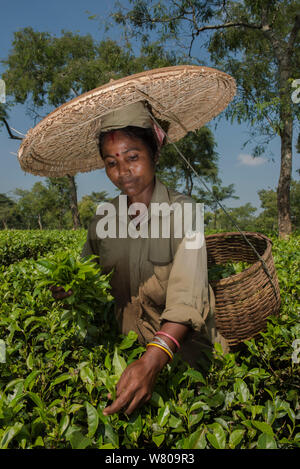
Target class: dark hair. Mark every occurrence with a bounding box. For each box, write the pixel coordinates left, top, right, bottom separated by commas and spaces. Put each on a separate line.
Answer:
98, 126, 159, 161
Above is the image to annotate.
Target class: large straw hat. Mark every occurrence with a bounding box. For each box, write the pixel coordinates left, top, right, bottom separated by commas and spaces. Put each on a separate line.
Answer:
17, 65, 236, 177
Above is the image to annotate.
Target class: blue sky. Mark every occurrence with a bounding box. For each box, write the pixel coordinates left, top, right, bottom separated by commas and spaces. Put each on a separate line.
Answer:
0, 0, 299, 214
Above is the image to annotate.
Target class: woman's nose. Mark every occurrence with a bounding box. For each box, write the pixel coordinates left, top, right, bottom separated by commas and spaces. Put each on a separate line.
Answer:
118, 161, 131, 176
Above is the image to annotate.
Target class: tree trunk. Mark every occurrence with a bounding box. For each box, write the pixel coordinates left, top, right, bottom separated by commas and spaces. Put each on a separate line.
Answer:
277, 60, 293, 239
214, 210, 217, 230
277, 120, 293, 238
38, 213, 43, 230
67, 175, 81, 230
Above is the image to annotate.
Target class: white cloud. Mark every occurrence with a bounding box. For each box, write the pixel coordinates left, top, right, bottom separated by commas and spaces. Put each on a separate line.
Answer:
237, 153, 267, 166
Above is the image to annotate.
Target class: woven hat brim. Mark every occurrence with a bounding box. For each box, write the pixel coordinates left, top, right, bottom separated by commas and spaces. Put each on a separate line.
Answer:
18, 65, 236, 177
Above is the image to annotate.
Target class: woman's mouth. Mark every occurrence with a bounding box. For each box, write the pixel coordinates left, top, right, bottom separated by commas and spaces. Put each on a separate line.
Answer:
120, 179, 135, 187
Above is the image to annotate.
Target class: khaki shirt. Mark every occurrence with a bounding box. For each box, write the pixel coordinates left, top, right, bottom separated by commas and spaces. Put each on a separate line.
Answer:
81, 176, 228, 368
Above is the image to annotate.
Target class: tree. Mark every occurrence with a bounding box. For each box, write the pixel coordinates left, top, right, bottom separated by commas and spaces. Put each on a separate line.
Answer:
196, 182, 239, 229
11, 180, 82, 230
0, 194, 17, 229
216, 202, 257, 232
45, 177, 81, 229
1, 29, 178, 229
256, 180, 300, 232
291, 179, 300, 229
255, 188, 278, 232
79, 191, 111, 229
110, 0, 300, 238
157, 127, 219, 195
13, 183, 60, 230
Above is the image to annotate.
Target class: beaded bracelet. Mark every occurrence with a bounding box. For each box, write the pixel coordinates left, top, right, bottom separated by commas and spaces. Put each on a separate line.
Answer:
155, 331, 181, 350
146, 343, 173, 361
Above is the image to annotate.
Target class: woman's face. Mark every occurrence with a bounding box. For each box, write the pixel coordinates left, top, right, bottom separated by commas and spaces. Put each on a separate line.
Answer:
101, 130, 157, 203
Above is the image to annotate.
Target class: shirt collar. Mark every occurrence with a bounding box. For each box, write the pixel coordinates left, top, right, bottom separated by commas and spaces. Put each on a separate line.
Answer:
111, 175, 171, 221
149, 175, 171, 205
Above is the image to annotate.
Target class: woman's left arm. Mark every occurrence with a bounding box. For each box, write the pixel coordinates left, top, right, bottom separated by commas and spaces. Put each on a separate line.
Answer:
102, 321, 189, 416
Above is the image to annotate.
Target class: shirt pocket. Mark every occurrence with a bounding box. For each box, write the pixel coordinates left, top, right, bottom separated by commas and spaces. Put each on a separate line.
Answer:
140, 247, 173, 307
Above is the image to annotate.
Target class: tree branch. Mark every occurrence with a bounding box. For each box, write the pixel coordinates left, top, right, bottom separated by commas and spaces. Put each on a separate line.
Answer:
1, 118, 23, 140
246, 90, 280, 136
194, 21, 263, 35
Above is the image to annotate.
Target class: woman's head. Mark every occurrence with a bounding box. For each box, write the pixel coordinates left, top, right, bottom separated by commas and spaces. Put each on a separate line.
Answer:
97, 101, 167, 202
99, 127, 159, 202
98, 125, 159, 163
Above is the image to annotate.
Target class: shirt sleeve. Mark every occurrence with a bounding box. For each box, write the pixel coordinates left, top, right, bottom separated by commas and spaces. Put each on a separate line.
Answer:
159, 230, 211, 332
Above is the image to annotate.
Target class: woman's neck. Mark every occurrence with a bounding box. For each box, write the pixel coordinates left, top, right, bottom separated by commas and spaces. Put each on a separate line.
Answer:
127, 177, 156, 208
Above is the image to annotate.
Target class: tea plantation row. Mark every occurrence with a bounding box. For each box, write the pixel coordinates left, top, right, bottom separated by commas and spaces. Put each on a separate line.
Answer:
0, 230, 299, 449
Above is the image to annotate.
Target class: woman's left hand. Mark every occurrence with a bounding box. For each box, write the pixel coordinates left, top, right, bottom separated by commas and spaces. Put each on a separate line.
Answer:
102, 347, 168, 416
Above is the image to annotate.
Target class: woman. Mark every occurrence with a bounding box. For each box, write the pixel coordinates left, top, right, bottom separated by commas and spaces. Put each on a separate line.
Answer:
51, 101, 228, 416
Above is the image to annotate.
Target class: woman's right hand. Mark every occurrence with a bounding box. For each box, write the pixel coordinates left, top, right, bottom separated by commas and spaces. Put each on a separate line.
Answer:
49, 285, 73, 300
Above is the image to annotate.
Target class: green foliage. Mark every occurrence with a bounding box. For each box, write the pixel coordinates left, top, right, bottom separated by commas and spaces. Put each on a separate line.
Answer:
0, 229, 85, 266
212, 203, 258, 232
208, 261, 251, 283
157, 128, 219, 196
1, 28, 177, 111
1, 178, 81, 230
256, 181, 300, 232
109, 0, 300, 237
79, 191, 112, 229
0, 230, 299, 448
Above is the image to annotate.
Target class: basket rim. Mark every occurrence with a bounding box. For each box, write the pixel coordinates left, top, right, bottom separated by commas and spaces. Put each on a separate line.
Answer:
205, 231, 273, 287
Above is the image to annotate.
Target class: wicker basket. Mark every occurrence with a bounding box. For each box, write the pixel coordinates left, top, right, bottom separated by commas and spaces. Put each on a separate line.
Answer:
205, 231, 281, 348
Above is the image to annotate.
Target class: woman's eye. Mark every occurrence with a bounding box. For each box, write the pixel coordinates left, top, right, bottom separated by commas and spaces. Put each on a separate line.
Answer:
106, 161, 115, 168
129, 154, 138, 161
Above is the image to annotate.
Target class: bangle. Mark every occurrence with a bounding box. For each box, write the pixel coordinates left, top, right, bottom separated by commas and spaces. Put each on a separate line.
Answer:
155, 331, 181, 350
146, 343, 173, 361
151, 336, 174, 356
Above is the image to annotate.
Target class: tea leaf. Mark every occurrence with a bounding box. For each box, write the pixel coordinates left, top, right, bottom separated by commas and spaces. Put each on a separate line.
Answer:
112, 348, 127, 378
257, 433, 277, 449
85, 402, 99, 438
207, 423, 226, 449
229, 429, 245, 448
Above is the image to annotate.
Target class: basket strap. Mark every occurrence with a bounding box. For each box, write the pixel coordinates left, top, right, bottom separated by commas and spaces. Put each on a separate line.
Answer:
147, 108, 279, 302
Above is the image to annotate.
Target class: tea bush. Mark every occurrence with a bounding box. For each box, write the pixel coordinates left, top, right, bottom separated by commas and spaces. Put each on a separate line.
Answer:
0, 229, 86, 266
0, 230, 299, 449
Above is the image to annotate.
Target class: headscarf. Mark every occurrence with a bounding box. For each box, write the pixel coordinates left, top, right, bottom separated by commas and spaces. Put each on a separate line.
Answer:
100, 101, 165, 146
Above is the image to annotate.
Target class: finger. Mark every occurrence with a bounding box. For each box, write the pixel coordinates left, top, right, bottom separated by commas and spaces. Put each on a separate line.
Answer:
53, 289, 73, 299
124, 393, 149, 416
49, 285, 64, 292
103, 391, 132, 416
53, 292, 68, 299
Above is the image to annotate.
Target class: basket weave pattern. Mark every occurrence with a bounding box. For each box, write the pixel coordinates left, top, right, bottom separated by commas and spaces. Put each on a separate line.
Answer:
205, 232, 281, 347
18, 66, 236, 177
